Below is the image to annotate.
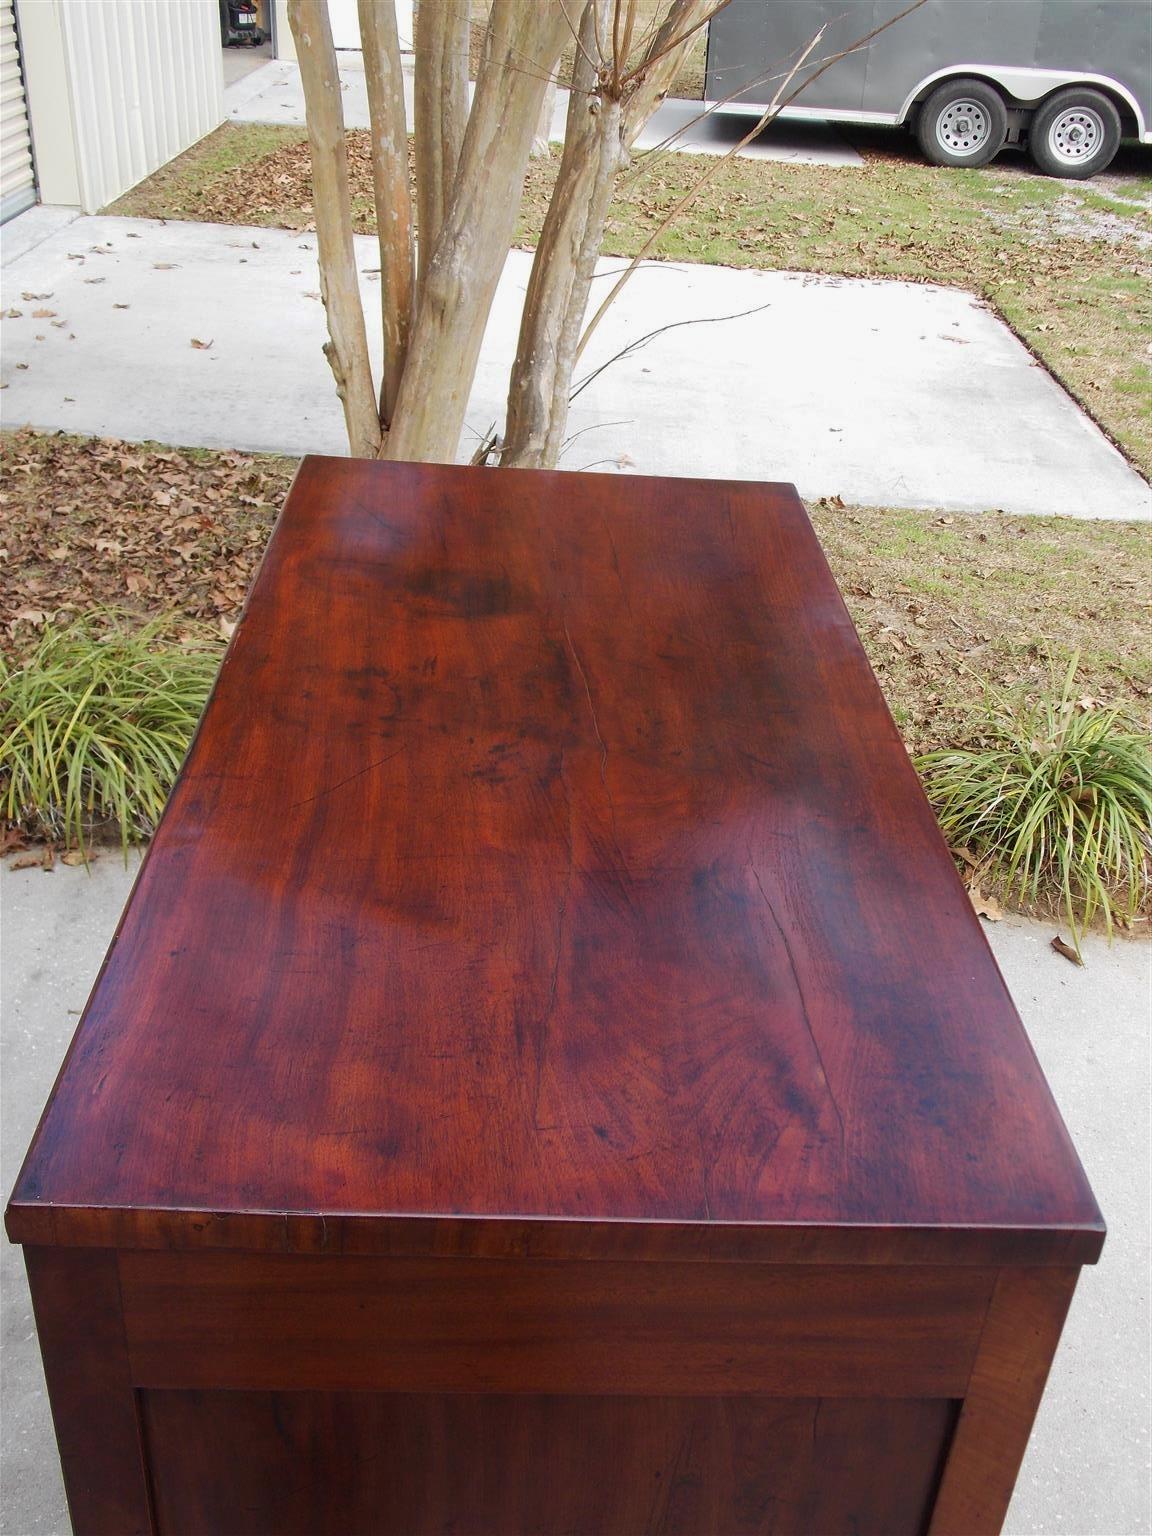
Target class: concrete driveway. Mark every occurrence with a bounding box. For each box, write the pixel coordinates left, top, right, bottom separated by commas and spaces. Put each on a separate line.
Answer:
1, 857, 1148, 1535
2, 211, 1149, 518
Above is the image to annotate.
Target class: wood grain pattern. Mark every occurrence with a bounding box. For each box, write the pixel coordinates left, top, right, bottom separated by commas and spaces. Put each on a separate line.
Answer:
5, 458, 1102, 1267
139, 1389, 958, 1536
929, 1267, 1080, 1535
22, 1248, 152, 1536
118, 1251, 992, 1397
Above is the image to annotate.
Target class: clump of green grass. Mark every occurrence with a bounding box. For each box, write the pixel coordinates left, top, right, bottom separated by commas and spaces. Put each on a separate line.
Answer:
917, 659, 1152, 951
0, 612, 223, 851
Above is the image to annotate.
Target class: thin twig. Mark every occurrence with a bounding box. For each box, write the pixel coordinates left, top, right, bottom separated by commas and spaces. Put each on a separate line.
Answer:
559, 0, 602, 75
561, 416, 635, 450
570, 299, 774, 402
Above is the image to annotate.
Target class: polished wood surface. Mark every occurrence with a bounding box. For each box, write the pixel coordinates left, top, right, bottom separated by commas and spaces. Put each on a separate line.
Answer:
6, 458, 1102, 1266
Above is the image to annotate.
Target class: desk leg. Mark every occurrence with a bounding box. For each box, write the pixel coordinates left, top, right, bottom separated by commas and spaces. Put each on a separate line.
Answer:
25, 1248, 153, 1536
928, 1266, 1079, 1536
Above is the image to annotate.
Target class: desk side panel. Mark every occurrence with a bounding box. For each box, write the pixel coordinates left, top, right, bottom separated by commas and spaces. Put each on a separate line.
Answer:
140, 1389, 957, 1536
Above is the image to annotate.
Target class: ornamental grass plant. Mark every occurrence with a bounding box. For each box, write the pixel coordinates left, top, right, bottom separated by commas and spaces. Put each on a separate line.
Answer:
917, 657, 1152, 953
0, 611, 222, 852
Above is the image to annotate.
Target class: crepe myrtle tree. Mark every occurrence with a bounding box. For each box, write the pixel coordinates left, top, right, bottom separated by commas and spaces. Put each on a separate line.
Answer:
287, 0, 921, 469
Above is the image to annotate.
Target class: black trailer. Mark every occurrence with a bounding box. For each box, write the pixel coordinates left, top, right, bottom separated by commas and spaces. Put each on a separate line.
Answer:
705, 0, 1152, 177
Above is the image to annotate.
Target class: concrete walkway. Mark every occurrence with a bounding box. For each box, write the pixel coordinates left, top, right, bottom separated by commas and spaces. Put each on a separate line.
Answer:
1, 857, 1148, 1534
224, 52, 865, 167
3, 212, 1149, 518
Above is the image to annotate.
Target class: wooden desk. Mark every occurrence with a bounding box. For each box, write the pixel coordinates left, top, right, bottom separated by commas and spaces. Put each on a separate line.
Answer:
6, 460, 1104, 1535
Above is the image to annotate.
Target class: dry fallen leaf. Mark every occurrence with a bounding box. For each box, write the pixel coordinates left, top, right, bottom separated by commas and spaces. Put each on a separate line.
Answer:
9, 854, 42, 871
113, 303, 131, 310
968, 885, 1002, 922
32, 308, 57, 319
1050, 935, 1084, 967
60, 848, 90, 866
152, 262, 179, 271
190, 338, 214, 350
0, 429, 292, 654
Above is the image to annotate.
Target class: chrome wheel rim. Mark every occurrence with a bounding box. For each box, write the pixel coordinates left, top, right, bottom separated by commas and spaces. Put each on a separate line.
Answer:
936, 99, 991, 156
1048, 107, 1105, 165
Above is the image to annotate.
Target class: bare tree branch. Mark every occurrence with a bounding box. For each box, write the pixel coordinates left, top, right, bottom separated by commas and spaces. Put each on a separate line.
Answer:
287, 0, 381, 457
620, 0, 733, 88
503, 0, 619, 469
558, 0, 601, 75
414, 0, 470, 296
570, 298, 775, 403
358, 0, 414, 425
503, 0, 727, 468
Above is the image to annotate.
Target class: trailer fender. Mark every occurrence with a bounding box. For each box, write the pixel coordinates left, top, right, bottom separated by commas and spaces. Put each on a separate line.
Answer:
899, 66, 1147, 140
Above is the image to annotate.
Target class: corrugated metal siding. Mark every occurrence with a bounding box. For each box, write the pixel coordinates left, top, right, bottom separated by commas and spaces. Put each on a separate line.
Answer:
0, 0, 35, 222
61, 0, 223, 213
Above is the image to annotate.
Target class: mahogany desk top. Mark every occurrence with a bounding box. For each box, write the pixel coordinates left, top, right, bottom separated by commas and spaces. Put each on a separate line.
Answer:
6, 458, 1103, 1269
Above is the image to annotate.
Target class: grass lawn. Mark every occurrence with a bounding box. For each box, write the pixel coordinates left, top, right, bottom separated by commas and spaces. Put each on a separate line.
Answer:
109, 123, 1152, 476
4, 431, 1149, 760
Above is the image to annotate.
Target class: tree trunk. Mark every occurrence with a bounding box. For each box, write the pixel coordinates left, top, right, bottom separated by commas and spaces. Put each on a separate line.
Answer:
501, 0, 713, 470
358, 0, 415, 426
288, 0, 381, 458
382, 0, 570, 464
502, 2, 620, 470
413, 0, 470, 297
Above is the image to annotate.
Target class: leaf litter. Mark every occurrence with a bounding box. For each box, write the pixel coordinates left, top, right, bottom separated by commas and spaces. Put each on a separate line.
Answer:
0, 430, 295, 657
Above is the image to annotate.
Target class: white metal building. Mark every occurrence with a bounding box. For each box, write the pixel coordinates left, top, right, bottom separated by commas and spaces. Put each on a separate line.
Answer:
1, 0, 223, 221
1, 0, 35, 220
0, 0, 415, 226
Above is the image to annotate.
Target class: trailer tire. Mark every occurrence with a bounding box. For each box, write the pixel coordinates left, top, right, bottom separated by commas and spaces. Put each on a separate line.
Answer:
917, 79, 1008, 168
1028, 88, 1122, 179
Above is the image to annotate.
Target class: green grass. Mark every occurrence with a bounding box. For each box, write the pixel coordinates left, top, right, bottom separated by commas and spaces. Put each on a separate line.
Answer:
809, 502, 1151, 757
0, 611, 224, 850
917, 658, 1152, 947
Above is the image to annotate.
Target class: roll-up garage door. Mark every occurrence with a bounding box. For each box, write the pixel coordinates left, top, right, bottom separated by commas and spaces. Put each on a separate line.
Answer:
1, 0, 35, 223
